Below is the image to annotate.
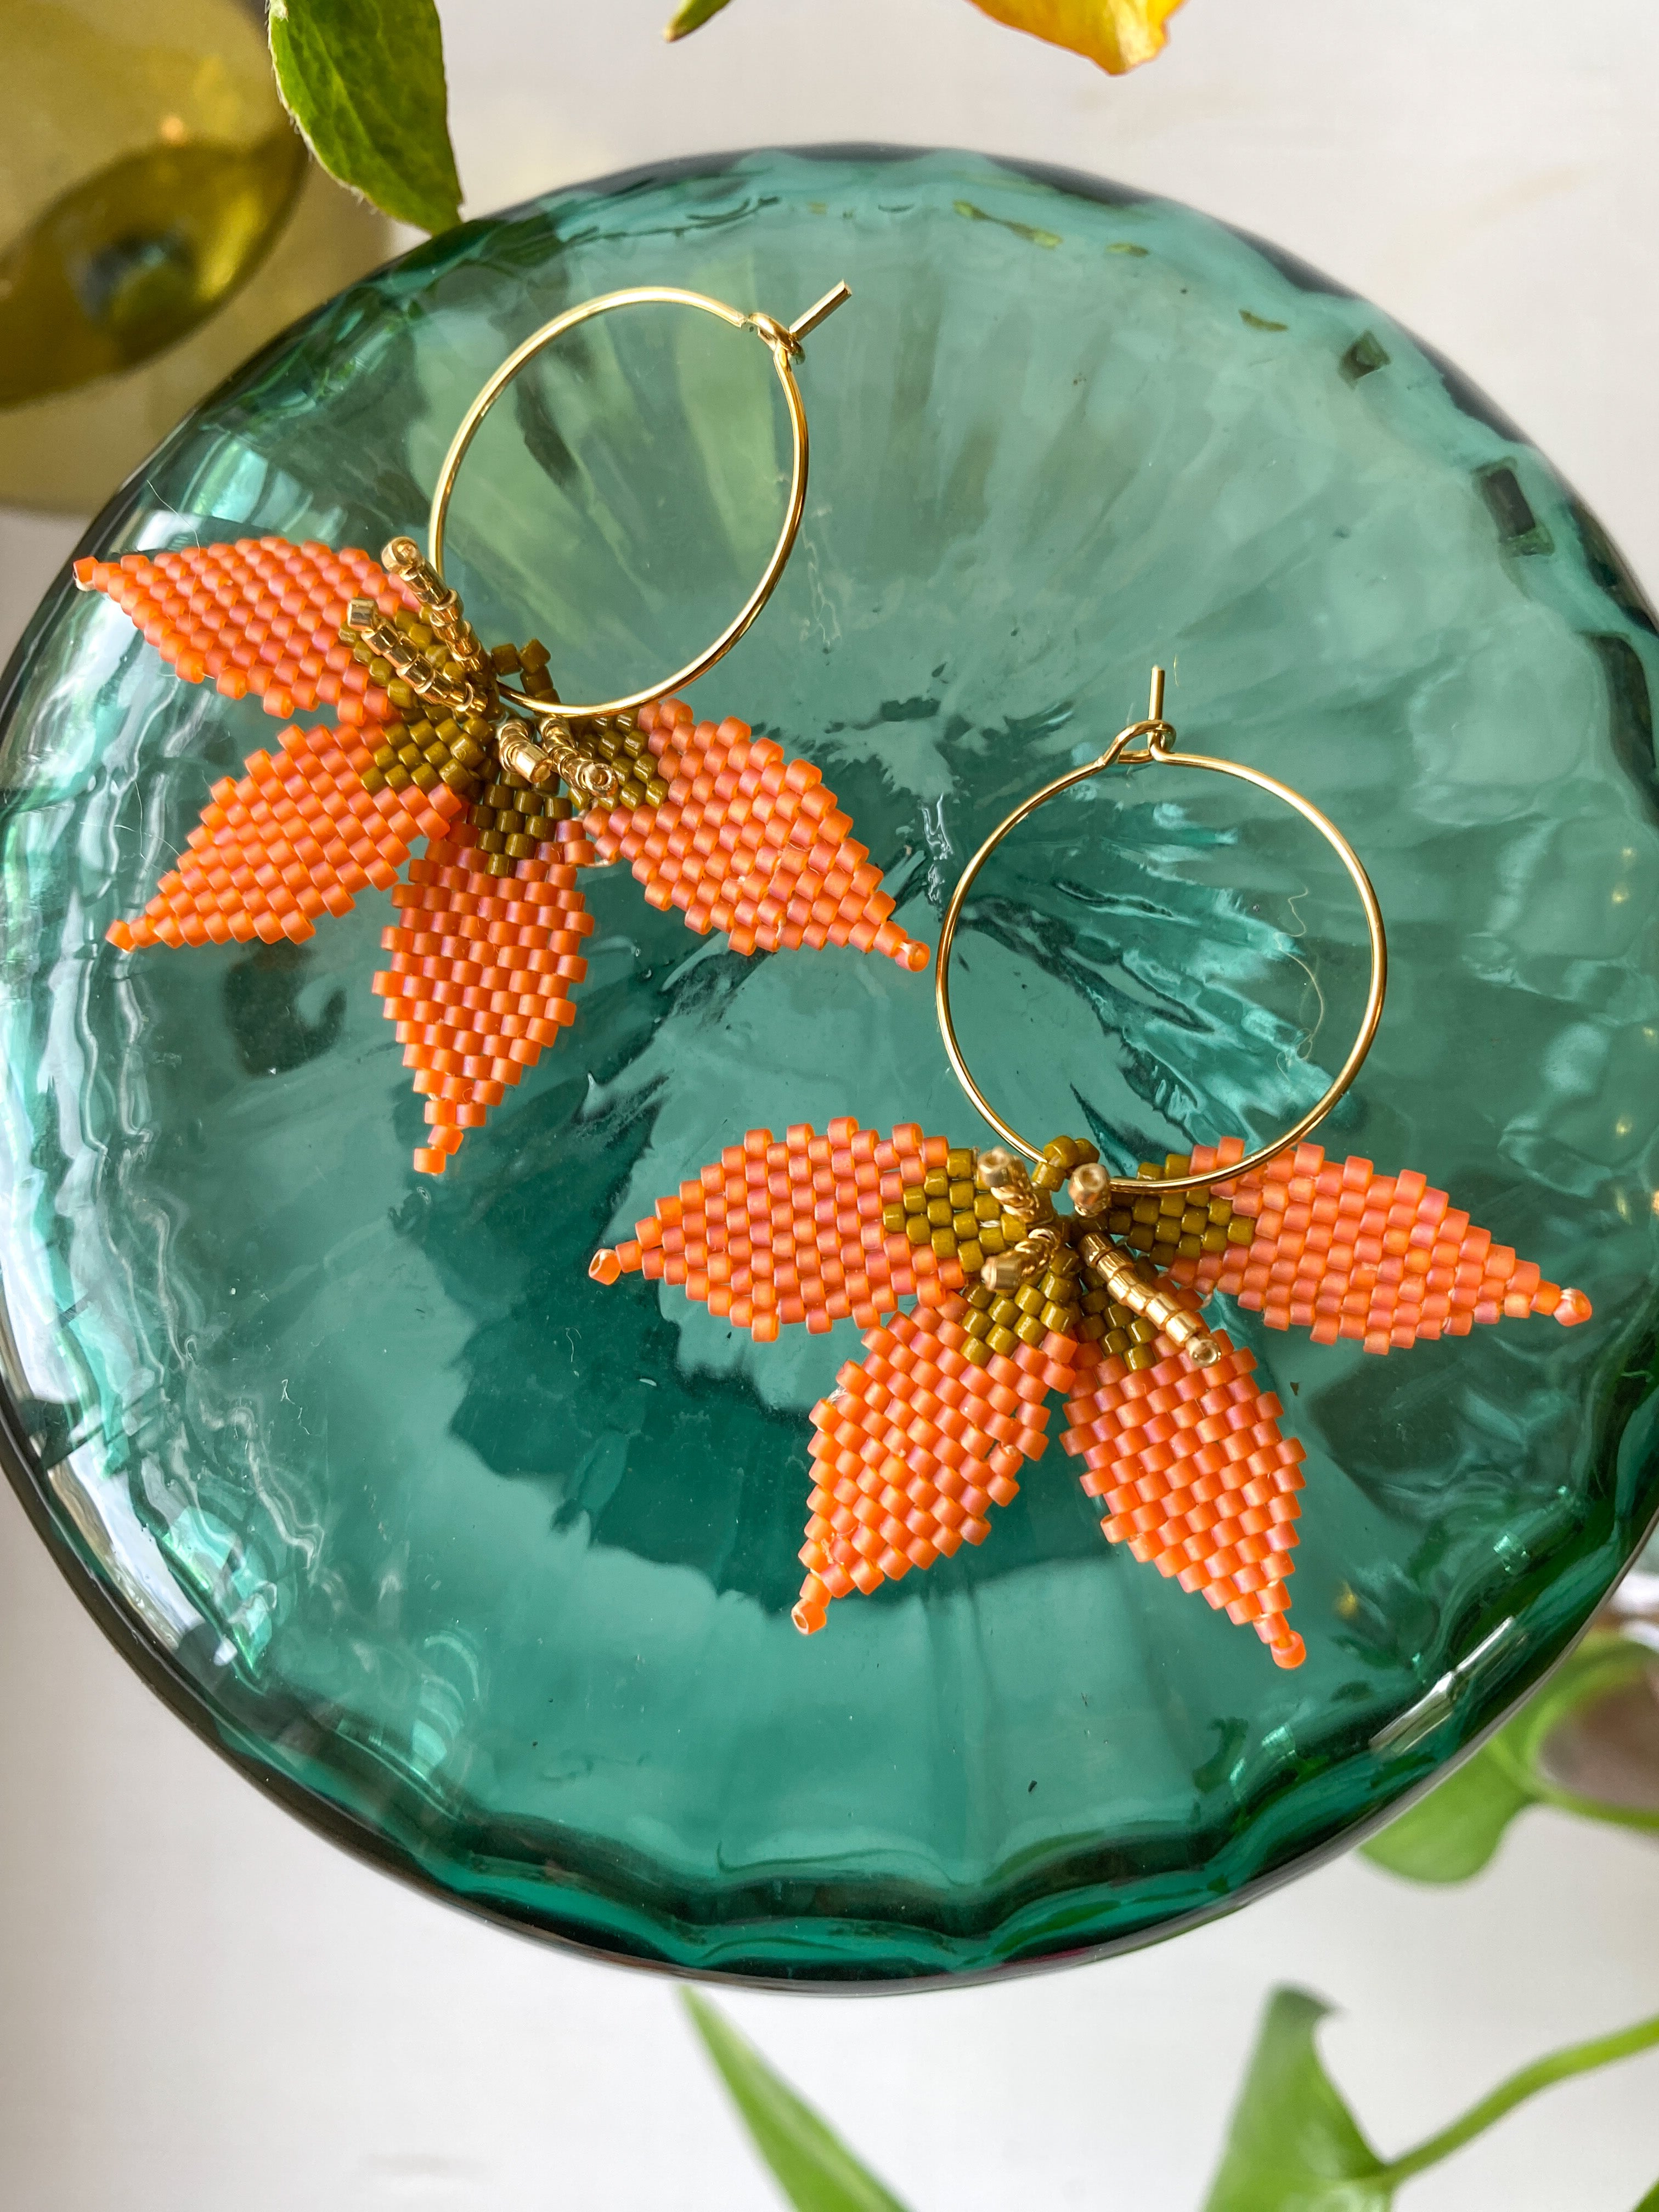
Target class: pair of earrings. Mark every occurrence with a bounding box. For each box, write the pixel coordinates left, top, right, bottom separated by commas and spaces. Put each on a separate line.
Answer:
88, 282, 1591, 1670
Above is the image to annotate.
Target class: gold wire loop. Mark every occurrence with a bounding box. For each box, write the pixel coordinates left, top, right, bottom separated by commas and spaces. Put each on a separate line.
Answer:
425, 281, 851, 724
934, 667, 1389, 1194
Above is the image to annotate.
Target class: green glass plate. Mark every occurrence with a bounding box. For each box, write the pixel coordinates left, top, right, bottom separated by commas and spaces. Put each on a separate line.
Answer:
2, 148, 1655, 1985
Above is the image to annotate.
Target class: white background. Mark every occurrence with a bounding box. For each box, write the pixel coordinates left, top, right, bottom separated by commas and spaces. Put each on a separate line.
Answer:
3, 2, 1658, 2205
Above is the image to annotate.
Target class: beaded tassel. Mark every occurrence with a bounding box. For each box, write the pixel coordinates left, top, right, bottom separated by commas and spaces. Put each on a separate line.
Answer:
80, 535, 927, 1173
594, 1120, 1591, 1665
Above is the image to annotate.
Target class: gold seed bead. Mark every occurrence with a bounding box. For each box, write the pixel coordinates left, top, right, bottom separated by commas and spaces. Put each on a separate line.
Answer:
979, 1224, 1006, 1255
385, 765, 411, 792
945, 1148, 975, 1181
882, 1203, 907, 1234
988, 1325, 1019, 1356
1041, 1301, 1074, 1333
923, 1167, 949, 1198
977, 1147, 1025, 1193
1015, 1314, 1047, 1347
952, 1210, 979, 1238
1227, 1217, 1255, 1245
1069, 1161, 1112, 1216
1125, 1344, 1156, 1372
902, 1187, 927, 1215
947, 1180, 975, 1210
958, 1239, 984, 1274
1107, 1209, 1134, 1235
931, 1228, 957, 1257
905, 1216, 931, 1247
965, 1284, 995, 1311
963, 1336, 992, 1367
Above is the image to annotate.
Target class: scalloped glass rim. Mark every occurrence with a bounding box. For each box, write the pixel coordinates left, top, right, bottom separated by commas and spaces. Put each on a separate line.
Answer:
1, 143, 1656, 1988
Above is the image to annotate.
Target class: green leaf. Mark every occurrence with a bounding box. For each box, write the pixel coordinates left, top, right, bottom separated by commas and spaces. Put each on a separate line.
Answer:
1360, 1739, 1534, 1883
268, 0, 461, 234
1203, 1988, 1393, 2212
1362, 1632, 1659, 1884
665, 0, 737, 37
1629, 2181, 1659, 2211
683, 1991, 912, 2212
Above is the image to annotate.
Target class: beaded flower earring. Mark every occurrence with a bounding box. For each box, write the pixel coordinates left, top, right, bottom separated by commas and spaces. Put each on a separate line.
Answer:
591, 670, 1592, 1669
83, 281, 927, 1175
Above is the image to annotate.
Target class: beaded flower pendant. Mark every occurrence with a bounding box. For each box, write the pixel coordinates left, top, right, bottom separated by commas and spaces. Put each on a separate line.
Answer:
82, 534, 927, 1174
591, 1121, 1591, 1666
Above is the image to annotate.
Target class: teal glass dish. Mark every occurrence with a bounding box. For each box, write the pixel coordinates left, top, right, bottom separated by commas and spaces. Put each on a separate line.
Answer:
2, 148, 1656, 1984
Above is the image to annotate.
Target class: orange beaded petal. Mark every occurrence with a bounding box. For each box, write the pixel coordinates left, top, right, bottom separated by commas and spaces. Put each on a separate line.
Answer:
76, 537, 415, 723
585, 699, 929, 972
794, 1294, 1080, 1635
597, 1118, 968, 1339
1061, 1327, 1306, 1668
1171, 1136, 1592, 1348
370, 815, 596, 1174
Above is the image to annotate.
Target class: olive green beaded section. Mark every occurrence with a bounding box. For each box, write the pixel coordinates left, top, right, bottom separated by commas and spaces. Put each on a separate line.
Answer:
879, 1145, 1025, 1286
1099, 1149, 1254, 1264
578, 715, 670, 812
353, 601, 500, 805
349, 575, 675, 855
467, 772, 577, 879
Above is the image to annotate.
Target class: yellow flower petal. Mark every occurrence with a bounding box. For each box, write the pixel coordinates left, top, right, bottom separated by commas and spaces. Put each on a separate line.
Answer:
968, 0, 1188, 74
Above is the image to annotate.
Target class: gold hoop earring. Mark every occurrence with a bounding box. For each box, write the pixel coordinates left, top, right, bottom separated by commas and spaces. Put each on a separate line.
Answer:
935, 667, 1389, 1190
427, 281, 851, 726
596, 664, 1590, 1668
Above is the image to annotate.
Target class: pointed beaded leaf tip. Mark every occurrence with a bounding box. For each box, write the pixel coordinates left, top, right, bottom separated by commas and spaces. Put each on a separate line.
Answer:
591, 673, 1592, 1668
85, 283, 926, 1176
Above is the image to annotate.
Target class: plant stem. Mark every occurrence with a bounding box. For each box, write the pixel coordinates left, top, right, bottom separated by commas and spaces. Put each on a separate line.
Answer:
1383, 2010, 1659, 2187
